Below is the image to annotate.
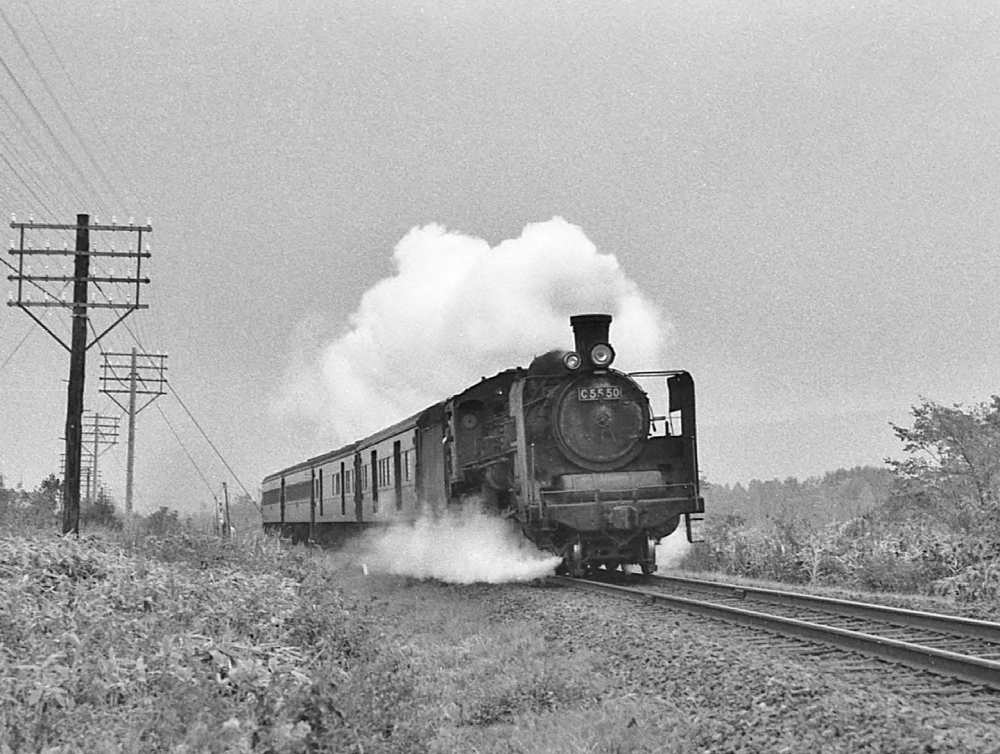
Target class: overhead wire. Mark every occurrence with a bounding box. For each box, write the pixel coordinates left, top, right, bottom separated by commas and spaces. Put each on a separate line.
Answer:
0, 90, 82, 219
0, 5, 128, 213
0, 49, 111, 221
0, 136, 61, 216
154, 399, 218, 503
0, 323, 33, 373
165, 381, 257, 504
0, 5, 140, 226
20, 0, 145, 208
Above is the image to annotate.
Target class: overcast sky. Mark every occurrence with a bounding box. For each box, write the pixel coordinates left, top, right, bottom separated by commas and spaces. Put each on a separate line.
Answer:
1, 0, 998, 515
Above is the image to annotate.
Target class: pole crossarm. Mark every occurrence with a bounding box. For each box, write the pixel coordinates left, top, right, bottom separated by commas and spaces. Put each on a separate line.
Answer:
7, 218, 152, 351
80, 413, 120, 457
8, 301, 149, 309
100, 350, 167, 415
8, 275, 151, 284
7, 249, 151, 259
11, 222, 153, 232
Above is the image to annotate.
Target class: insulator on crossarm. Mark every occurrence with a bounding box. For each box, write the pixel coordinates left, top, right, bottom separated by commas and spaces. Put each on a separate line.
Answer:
129, 217, 134, 228
28, 215, 33, 224
10, 213, 15, 223
112, 216, 117, 226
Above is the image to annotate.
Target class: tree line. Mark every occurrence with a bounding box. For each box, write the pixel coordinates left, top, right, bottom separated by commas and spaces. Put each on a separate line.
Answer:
686, 397, 1000, 605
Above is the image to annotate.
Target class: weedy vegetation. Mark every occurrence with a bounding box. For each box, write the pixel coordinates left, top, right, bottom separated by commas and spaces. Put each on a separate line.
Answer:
0, 499, 675, 753
681, 398, 1000, 616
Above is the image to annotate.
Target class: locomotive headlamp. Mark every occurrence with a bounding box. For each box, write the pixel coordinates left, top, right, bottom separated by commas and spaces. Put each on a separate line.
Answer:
590, 343, 615, 367
563, 351, 583, 371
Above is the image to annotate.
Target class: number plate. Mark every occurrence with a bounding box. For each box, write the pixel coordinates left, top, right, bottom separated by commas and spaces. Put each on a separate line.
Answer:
578, 386, 622, 401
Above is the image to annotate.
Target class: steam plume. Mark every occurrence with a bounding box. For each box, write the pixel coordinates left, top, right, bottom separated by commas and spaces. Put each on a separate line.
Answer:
276, 216, 669, 444
351, 505, 563, 584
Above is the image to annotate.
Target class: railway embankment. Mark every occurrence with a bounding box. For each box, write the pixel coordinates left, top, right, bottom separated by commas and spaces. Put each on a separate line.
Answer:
2, 528, 999, 753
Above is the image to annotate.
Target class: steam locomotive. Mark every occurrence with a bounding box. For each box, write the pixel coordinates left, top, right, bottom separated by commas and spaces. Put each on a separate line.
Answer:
262, 314, 703, 575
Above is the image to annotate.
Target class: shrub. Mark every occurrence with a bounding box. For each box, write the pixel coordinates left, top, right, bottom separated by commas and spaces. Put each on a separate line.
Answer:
679, 510, 1000, 602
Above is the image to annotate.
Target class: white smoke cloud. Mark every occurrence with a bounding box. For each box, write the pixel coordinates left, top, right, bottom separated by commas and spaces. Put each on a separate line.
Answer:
656, 528, 692, 570
351, 506, 563, 584
276, 216, 670, 445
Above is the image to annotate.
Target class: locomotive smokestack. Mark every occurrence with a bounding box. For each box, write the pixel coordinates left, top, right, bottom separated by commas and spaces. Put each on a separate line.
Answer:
570, 314, 612, 368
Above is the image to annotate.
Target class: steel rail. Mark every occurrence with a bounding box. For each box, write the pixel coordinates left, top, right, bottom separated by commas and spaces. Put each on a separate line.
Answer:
552, 576, 1000, 691
653, 574, 1000, 644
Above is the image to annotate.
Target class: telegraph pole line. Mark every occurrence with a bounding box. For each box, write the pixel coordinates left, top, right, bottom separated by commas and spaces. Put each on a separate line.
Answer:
100, 348, 167, 514
7, 214, 152, 535
80, 412, 119, 504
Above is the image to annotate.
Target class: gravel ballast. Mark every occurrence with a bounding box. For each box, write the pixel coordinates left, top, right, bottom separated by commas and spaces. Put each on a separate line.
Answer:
476, 579, 1000, 753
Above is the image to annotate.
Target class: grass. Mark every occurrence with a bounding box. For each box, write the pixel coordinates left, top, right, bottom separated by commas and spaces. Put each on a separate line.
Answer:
10, 510, 996, 753
0, 523, 688, 753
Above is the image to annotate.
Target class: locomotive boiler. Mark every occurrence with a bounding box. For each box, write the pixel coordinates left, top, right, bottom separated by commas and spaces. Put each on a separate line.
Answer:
262, 314, 703, 576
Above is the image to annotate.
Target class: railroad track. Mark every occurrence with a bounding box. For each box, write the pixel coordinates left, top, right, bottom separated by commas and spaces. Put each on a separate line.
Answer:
552, 572, 1000, 692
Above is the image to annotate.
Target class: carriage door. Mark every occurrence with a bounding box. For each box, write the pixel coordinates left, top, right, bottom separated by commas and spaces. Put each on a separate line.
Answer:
280, 477, 286, 524
393, 441, 403, 510
340, 461, 346, 517
354, 454, 363, 522
371, 449, 379, 514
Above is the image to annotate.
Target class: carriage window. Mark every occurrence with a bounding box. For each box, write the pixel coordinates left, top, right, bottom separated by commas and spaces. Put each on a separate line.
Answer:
378, 458, 392, 488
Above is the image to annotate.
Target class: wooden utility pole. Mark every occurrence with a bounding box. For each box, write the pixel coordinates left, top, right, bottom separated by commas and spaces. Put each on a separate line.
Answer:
100, 348, 167, 515
222, 481, 232, 538
127, 350, 136, 511
64, 214, 90, 533
7, 214, 152, 535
